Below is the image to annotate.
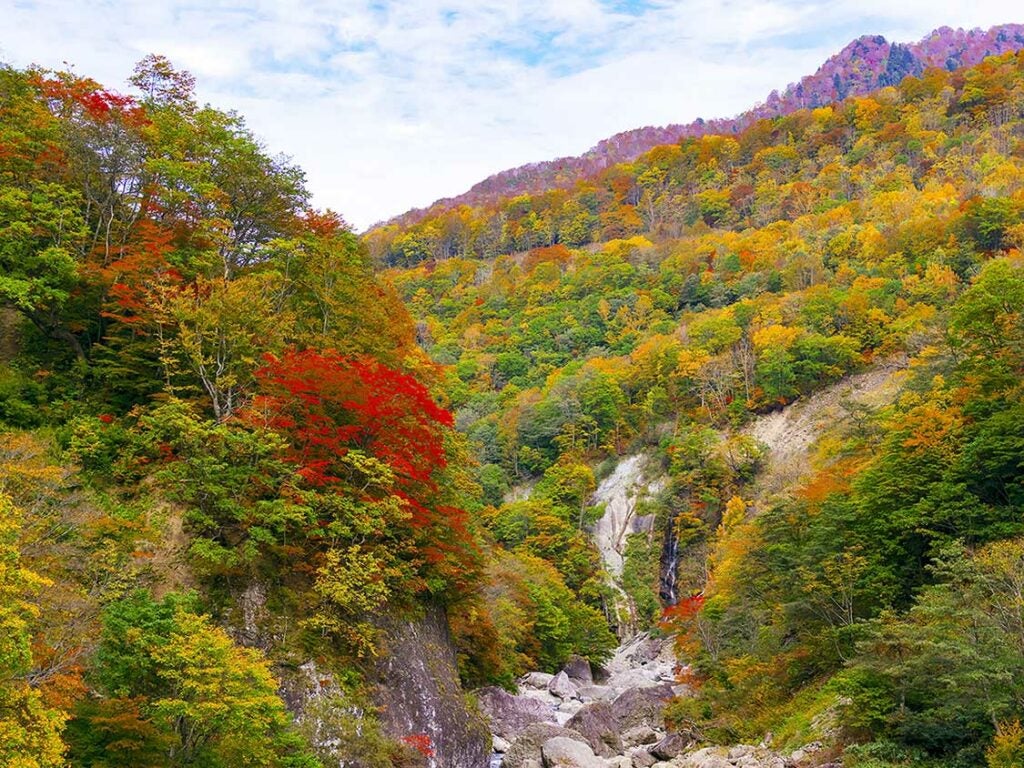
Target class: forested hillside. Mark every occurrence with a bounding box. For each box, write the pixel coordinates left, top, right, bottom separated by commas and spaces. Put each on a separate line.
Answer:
0, 55, 502, 766
2, 35, 1024, 768
379, 50, 1024, 767
377, 23, 1024, 231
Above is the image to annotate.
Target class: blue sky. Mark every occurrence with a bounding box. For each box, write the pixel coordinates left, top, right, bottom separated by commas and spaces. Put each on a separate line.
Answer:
0, 0, 1019, 228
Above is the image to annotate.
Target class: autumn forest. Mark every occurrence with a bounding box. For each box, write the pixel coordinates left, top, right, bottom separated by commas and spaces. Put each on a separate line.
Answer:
1, 21, 1024, 768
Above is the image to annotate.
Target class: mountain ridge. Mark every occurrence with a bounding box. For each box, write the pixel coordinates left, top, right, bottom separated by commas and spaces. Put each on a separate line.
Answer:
378, 22, 1024, 230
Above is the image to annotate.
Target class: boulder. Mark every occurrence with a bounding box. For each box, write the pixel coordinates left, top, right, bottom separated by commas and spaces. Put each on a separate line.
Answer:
519, 686, 562, 709
789, 741, 822, 764
604, 667, 669, 693
566, 700, 623, 757
676, 747, 733, 768
541, 737, 606, 768
628, 747, 657, 767
554, 709, 576, 726
562, 655, 594, 686
610, 683, 675, 731
576, 684, 614, 702
649, 733, 692, 760
548, 671, 579, 700
503, 724, 590, 768
629, 635, 667, 665
477, 686, 553, 739
523, 672, 556, 689
494, 735, 512, 753
606, 758, 632, 768
621, 725, 659, 748
558, 699, 585, 722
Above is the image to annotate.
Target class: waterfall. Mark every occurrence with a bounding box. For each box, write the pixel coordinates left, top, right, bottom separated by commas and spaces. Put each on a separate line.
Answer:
659, 521, 680, 606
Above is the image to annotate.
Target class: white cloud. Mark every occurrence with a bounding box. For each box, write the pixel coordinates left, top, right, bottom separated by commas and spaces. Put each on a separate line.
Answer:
0, 0, 1019, 228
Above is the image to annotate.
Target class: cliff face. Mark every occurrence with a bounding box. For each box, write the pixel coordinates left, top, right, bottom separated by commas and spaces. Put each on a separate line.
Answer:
373, 605, 492, 768
381, 23, 1024, 229
234, 584, 489, 767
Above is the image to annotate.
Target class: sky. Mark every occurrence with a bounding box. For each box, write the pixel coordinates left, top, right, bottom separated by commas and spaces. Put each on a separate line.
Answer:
0, 1, 1019, 229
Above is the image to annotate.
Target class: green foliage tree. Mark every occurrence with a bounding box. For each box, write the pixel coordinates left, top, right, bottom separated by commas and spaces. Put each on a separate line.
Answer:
81, 591, 316, 767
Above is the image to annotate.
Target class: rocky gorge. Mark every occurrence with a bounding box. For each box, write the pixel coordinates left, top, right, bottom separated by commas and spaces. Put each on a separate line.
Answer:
473, 439, 850, 768
477, 632, 826, 768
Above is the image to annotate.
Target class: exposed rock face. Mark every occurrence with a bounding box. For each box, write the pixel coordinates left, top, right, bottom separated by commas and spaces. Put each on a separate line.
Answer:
588, 454, 666, 638
231, 582, 488, 767
374, 604, 491, 768
478, 686, 553, 739
590, 455, 661, 579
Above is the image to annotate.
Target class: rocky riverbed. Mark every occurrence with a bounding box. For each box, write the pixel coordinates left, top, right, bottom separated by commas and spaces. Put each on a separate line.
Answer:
477, 633, 829, 768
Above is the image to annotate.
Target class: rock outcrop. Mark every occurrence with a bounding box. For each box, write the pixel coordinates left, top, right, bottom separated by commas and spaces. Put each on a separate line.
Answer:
233, 582, 489, 768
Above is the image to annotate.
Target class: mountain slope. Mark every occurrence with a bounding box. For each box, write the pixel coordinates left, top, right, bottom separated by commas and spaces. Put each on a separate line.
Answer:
383, 23, 1024, 229
380, 48, 1024, 763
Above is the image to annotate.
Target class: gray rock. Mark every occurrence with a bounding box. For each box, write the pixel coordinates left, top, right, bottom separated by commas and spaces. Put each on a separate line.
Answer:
562, 655, 595, 686
566, 701, 623, 757
478, 686, 553, 739
541, 737, 606, 768
494, 735, 512, 752
503, 724, 590, 768
548, 671, 579, 700
610, 683, 675, 731
606, 758, 632, 768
